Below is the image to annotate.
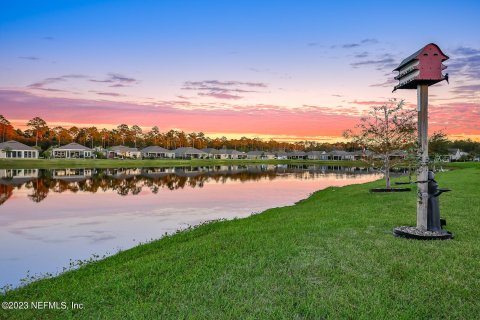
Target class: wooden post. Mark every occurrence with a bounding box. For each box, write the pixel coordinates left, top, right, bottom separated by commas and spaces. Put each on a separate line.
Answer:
417, 84, 429, 229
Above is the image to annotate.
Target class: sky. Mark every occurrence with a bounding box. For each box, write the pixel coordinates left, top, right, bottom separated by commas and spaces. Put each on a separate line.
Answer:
0, 0, 479, 142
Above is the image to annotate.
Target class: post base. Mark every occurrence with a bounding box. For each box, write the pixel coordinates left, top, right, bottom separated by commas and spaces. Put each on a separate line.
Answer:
393, 226, 453, 240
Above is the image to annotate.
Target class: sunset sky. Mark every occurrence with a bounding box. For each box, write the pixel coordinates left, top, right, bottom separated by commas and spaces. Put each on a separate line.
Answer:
1, 0, 479, 142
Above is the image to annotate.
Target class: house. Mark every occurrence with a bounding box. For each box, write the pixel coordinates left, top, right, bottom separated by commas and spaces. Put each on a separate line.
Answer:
351, 150, 374, 160
108, 145, 141, 159
448, 148, 469, 162
202, 148, 229, 159
274, 151, 288, 160
174, 147, 207, 159
246, 151, 275, 160
141, 146, 175, 159
328, 150, 355, 161
287, 151, 307, 160
52, 142, 93, 159
224, 149, 247, 159
0, 140, 38, 159
306, 151, 328, 160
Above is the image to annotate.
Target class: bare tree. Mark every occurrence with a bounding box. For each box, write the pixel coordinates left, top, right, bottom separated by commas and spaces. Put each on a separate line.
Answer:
344, 99, 417, 189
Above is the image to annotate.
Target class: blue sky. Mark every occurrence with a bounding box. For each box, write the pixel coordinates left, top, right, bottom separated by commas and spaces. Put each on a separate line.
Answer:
1, 0, 479, 140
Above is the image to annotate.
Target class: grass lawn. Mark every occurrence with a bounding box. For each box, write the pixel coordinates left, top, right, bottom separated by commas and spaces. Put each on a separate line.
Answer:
0, 158, 366, 169
1, 164, 479, 319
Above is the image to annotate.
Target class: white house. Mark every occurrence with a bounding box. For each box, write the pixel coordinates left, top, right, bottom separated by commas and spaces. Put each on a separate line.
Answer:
174, 147, 207, 159
108, 146, 141, 159
287, 151, 307, 160
307, 151, 328, 160
328, 150, 355, 161
202, 148, 229, 159
246, 151, 275, 160
275, 151, 288, 160
224, 149, 247, 159
0, 140, 38, 159
141, 146, 175, 159
52, 142, 93, 159
448, 148, 469, 162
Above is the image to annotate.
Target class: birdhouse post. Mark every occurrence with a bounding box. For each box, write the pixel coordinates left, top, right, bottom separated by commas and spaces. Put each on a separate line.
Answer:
392, 43, 452, 239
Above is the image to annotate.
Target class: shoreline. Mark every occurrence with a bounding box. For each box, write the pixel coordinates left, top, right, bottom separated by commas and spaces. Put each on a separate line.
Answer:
0, 158, 367, 169
2, 164, 479, 319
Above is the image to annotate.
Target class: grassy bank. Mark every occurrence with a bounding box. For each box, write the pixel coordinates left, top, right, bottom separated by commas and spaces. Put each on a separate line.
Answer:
1, 165, 479, 319
0, 158, 365, 169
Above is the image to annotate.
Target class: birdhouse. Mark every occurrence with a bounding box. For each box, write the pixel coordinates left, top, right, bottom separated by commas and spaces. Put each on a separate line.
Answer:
393, 43, 449, 91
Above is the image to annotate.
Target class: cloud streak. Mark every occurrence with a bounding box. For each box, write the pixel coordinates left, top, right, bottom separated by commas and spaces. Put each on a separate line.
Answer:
182, 80, 268, 100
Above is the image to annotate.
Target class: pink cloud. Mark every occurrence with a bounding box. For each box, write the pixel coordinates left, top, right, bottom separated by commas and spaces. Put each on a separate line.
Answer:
1, 90, 478, 139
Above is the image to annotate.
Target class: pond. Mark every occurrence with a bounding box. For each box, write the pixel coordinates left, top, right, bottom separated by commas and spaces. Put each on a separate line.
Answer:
0, 164, 382, 288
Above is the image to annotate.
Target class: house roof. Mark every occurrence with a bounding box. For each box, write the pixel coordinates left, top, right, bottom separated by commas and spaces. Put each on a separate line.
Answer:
328, 150, 351, 156
393, 43, 449, 71
110, 145, 139, 152
53, 142, 92, 151
224, 149, 246, 155
141, 146, 173, 153
202, 148, 229, 155
288, 151, 307, 156
174, 147, 206, 155
307, 151, 326, 155
275, 151, 288, 156
0, 140, 36, 151
247, 150, 274, 155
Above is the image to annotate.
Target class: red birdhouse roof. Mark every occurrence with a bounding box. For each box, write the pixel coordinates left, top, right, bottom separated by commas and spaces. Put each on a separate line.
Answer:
393, 43, 449, 72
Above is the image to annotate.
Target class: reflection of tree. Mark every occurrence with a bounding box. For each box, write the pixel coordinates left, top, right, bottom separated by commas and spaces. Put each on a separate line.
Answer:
0, 184, 14, 206
28, 179, 49, 203
0, 166, 374, 205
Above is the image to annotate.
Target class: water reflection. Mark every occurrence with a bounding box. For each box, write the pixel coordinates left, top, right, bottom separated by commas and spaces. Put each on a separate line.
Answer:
0, 165, 379, 205
0, 165, 382, 288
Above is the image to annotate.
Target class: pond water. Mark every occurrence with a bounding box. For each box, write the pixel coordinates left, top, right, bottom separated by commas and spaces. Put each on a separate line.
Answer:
0, 164, 382, 288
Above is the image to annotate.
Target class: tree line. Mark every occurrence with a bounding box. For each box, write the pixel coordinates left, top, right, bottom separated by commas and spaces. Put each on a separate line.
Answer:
0, 115, 359, 152
0, 114, 479, 154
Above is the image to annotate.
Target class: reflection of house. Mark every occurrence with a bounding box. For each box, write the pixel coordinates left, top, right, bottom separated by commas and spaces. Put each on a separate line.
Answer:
448, 148, 469, 161
174, 147, 207, 159
307, 151, 328, 160
106, 168, 142, 178
52, 168, 93, 181
288, 151, 307, 160
202, 148, 229, 159
108, 146, 141, 159
225, 149, 247, 159
141, 167, 175, 178
246, 151, 275, 160
141, 146, 175, 159
0, 169, 39, 185
52, 143, 93, 159
0, 140, 38, 159
0, 169, 38, 179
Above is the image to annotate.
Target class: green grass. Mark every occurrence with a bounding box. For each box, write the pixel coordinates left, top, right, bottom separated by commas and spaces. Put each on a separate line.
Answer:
1, 164, 479, 319
0, 158, 365, 169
